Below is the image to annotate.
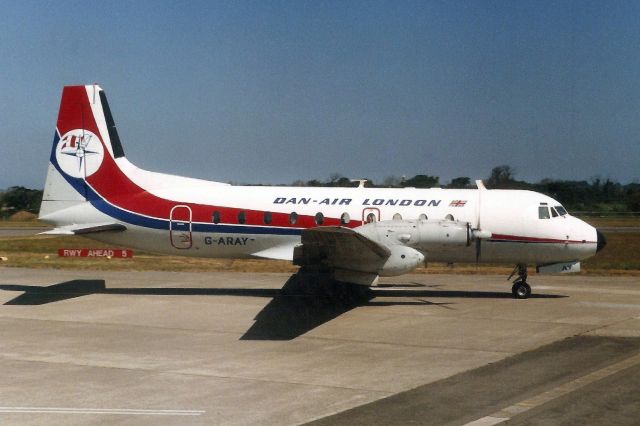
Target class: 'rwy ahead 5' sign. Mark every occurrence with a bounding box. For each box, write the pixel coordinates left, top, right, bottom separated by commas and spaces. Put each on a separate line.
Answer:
58, 249, 133, 258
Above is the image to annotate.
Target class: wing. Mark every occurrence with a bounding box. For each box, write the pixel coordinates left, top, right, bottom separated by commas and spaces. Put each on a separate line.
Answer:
293, 226, 392, 285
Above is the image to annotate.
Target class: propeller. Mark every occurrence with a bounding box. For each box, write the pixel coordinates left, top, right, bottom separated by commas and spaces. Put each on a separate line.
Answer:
470, 228, 492, 263
473, 180, 491, 265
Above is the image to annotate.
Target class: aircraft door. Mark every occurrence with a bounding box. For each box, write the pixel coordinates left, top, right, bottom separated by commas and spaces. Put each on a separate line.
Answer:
362, 208, 380, 224
169, 205, 192, 249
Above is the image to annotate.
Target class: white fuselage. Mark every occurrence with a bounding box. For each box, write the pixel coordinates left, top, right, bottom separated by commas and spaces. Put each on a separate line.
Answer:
44, 159, 597, 266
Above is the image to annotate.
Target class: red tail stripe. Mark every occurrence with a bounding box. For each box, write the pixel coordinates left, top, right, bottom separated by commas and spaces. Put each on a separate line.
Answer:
56, 86, 347, 229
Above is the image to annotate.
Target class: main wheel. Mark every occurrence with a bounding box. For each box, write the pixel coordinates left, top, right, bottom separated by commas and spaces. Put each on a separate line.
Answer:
512, 281, 531, 299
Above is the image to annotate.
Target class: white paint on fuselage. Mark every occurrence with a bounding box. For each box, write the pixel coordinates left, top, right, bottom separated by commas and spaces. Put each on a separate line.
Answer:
81, 184, 597, 265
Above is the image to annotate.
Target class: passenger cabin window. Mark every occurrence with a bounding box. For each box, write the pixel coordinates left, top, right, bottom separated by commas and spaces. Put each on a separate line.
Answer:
445, 214, 454, 221
418, 213, 428, 221
393, 213, 402, 221
263, 211, 272, 225
538, 206, 550, 219
212, 211, 221, 224
289, 212, 298, 225
555, 206, 568, 216
315, 212, 324, 225
340, 212, 350, 225
237, 211, 246, 224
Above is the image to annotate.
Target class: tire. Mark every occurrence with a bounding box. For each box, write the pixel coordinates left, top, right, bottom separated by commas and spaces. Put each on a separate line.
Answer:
512, 282, 531, 299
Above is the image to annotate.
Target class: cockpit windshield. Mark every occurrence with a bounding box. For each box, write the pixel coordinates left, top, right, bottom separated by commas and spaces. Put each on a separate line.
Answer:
555, 206, 568, 216
539, 203, 569, 219
538, 206, 550, 219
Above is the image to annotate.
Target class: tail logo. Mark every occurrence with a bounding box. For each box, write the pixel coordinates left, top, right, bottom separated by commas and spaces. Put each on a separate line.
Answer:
55, 129, 104, 178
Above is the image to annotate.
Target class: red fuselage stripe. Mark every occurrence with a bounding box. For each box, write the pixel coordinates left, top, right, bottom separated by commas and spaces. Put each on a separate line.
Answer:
490, 234, 595, 244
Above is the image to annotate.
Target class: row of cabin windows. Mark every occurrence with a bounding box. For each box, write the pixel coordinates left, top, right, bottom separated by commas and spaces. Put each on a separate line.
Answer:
211, 211, 436, 225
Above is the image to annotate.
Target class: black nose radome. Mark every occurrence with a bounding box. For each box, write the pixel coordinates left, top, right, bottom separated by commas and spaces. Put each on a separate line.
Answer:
596, 230, 607, 253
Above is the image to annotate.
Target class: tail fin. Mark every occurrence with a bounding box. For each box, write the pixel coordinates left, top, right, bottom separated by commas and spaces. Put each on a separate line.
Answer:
40, 85, 125, 220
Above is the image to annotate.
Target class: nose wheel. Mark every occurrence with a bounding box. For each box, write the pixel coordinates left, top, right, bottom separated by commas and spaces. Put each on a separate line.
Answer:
509, 264, 531, 299
511, 281, 531, 299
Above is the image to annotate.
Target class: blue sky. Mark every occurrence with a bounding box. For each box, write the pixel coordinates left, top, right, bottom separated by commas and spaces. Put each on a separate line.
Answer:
1, 0, 639, 188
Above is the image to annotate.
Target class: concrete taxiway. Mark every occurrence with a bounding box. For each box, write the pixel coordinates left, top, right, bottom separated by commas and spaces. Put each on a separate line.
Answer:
0, 267, 639, 425
0, 227, 51, 237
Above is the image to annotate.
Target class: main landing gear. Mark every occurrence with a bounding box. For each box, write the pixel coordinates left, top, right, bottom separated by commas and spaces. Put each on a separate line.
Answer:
508, 264, 531, 299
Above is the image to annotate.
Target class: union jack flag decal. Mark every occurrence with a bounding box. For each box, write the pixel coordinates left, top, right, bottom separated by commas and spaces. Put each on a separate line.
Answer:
449, 200, 467, 207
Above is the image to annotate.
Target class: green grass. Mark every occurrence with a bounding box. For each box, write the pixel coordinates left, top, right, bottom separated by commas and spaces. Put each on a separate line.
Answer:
580, 232, 640, 273
578, 216, 640, 228
0, 234, 297, 273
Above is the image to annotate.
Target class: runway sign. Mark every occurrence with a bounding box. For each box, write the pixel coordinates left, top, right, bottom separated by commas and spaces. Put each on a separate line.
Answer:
58, 249, 133, 258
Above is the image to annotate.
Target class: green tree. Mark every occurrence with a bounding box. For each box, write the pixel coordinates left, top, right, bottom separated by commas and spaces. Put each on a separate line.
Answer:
333, 177, 353, 187
403, 174, 439, 188
382, 176, 402, 187
487, 165, 516, 188
448, 177, 471, 189
1, 186, 43, 216
626, 187, 640, 211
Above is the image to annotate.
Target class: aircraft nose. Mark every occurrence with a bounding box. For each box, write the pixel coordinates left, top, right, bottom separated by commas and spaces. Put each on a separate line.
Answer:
596, 230, 607, 253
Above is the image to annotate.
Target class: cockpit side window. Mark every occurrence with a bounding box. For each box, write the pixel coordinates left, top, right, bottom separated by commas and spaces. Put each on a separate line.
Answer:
538, 206, 550, 219
555, 206, 568, 216
550, 207, 559, 217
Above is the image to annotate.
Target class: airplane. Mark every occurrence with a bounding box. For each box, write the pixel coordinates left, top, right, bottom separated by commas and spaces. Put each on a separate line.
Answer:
39, 85, 606, 299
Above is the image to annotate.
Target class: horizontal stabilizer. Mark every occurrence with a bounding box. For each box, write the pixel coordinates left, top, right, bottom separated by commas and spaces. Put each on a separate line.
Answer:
40, 223, 126, 235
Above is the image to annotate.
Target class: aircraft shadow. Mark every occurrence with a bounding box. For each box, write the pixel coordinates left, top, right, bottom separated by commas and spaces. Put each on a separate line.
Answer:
0, 272, 566, 340
372, 288, 565, 299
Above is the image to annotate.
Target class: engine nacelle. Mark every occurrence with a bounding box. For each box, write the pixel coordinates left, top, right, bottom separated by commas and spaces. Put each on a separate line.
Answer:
416, 220, 470, 248
355, 219, 472, 251
379, 245, 425, 276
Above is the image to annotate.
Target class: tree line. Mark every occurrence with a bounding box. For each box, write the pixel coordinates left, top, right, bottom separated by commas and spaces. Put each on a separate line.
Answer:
291, 165, 640, 213
2, 165, 639, 218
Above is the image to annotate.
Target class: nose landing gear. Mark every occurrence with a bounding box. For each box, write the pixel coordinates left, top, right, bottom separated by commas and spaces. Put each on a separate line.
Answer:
508, 264, 531, 299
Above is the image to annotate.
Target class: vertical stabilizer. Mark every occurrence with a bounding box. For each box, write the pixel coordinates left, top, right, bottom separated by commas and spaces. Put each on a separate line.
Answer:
39, 85, 126, 222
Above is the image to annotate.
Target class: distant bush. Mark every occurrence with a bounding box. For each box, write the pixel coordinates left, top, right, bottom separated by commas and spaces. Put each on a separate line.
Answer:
9, 211, 38, 221
1, 186, 43, 218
